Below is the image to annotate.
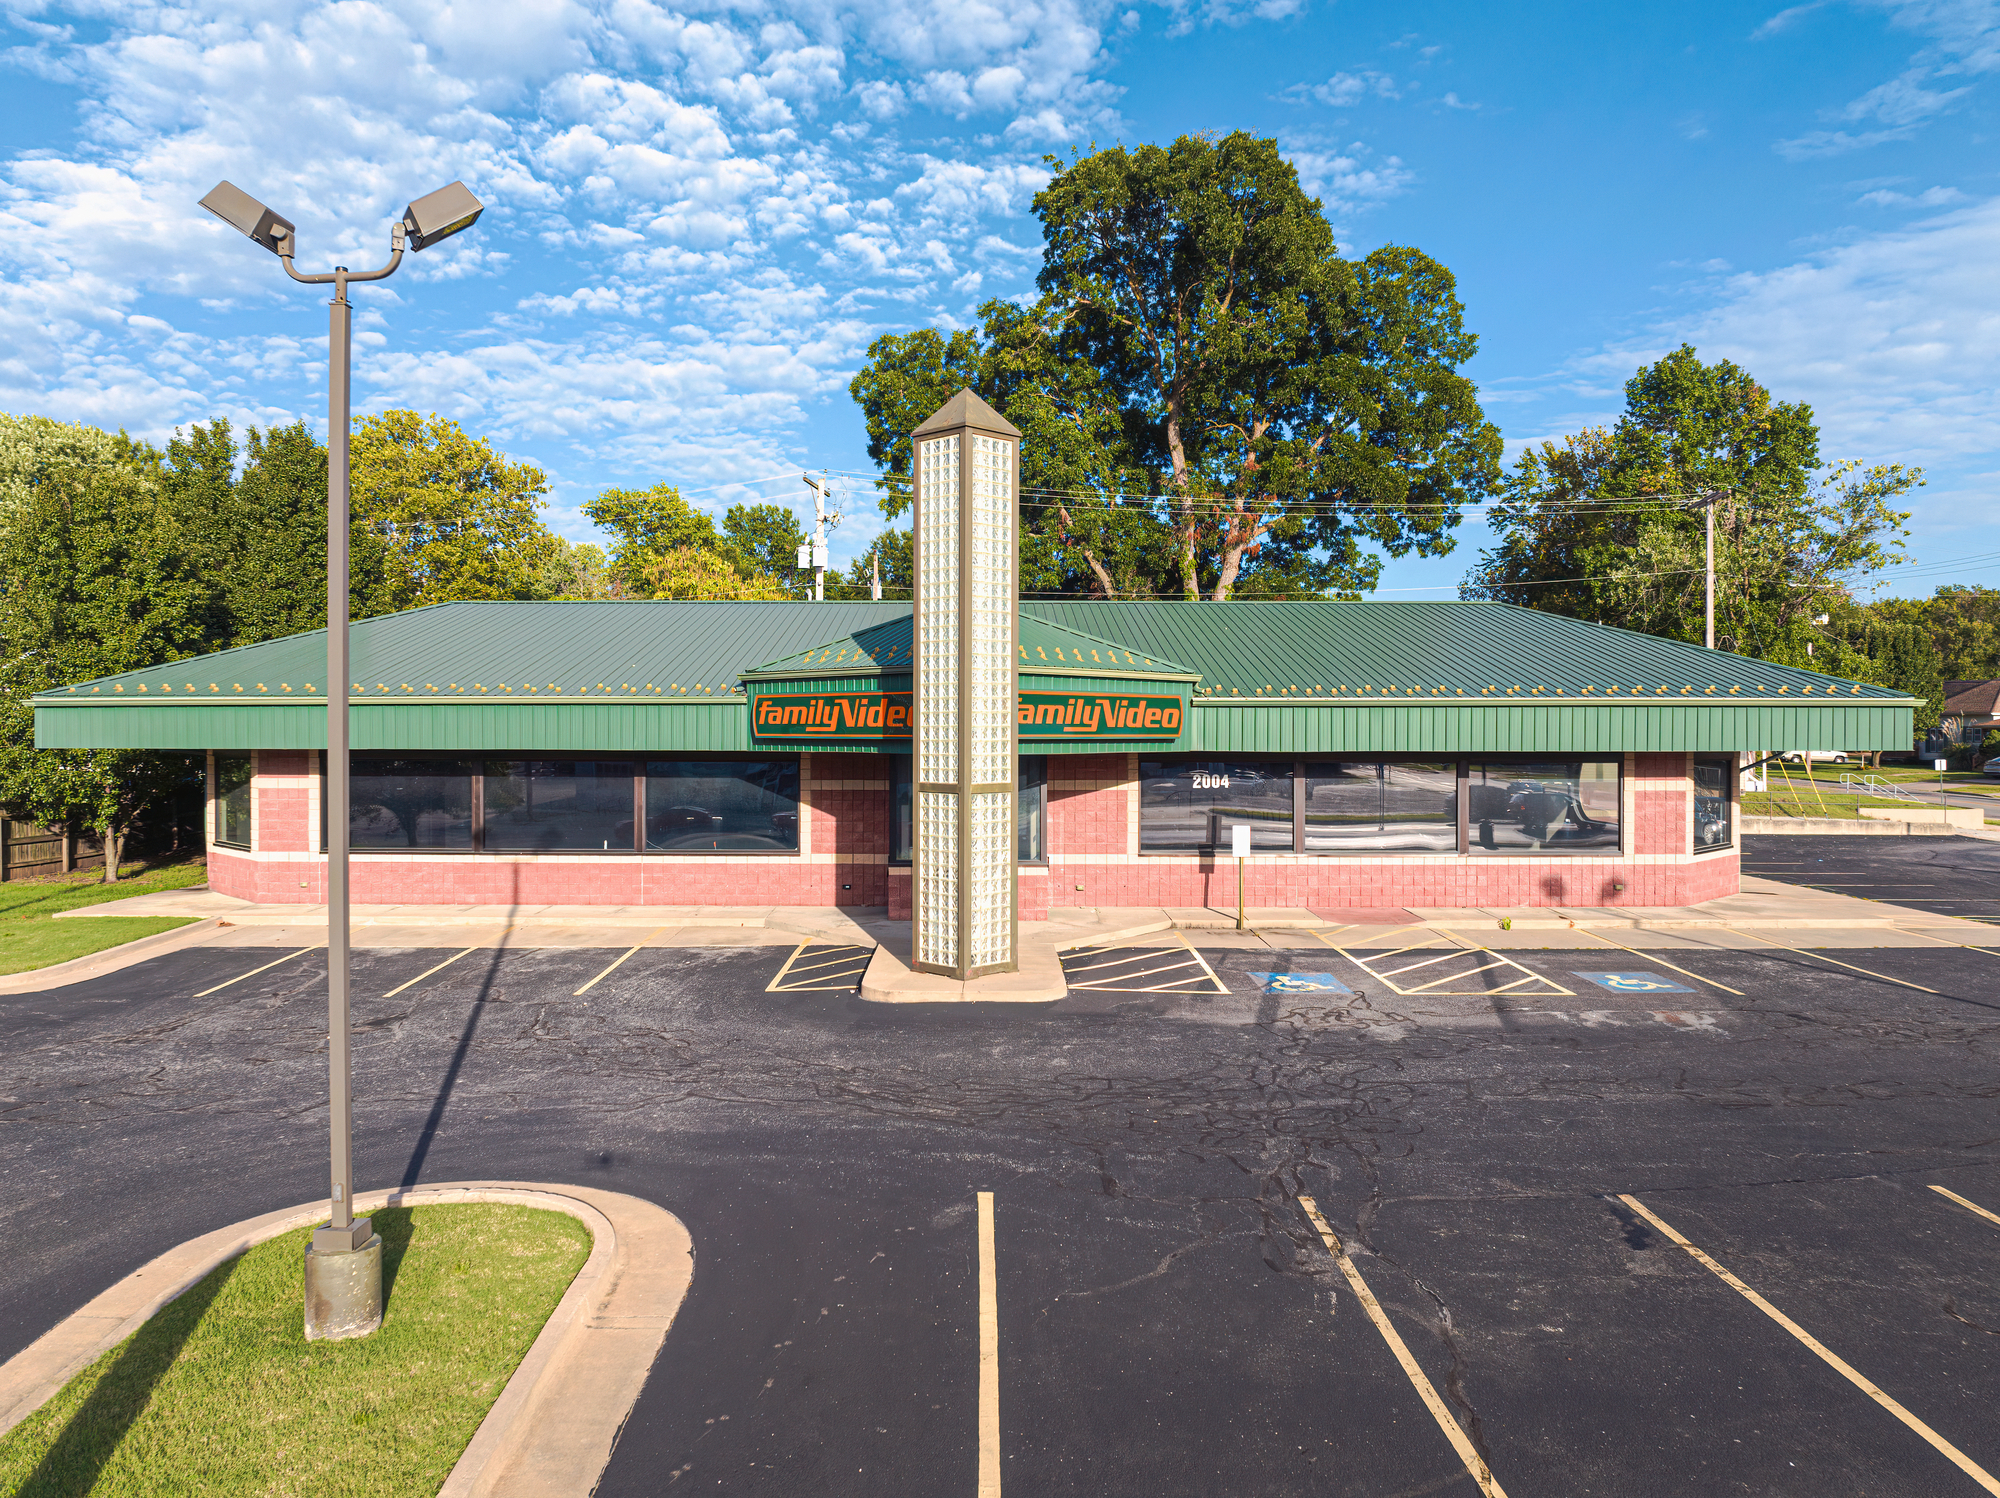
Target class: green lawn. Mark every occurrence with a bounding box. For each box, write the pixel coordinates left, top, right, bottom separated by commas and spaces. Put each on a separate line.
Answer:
0, 1203, 591, 1497
0, 858, 208, 975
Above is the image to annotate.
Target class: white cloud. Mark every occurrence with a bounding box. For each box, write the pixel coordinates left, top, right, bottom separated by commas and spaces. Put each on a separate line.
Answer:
1768, 1, 2000, 156
1858, 183, 1968, 206
1300, 69, 1402, 106
1282, 139, 1416, 215
1571, 196, 2000, 464
0, 0, 1317, 552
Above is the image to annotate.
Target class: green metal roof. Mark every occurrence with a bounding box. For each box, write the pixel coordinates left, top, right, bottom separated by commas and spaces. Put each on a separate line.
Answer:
744, 612, 1195, 681
36, 601, 912, 706
1025, 601, 1913, 704
32, 597, 1914, 755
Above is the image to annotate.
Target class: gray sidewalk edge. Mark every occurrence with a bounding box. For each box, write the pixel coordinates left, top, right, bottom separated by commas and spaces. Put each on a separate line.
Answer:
0, 1181, 693, 1498
0, 917, 222, 996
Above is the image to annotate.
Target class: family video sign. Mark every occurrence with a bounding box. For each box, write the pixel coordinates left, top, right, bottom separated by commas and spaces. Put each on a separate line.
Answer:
752, 690, 1182, 742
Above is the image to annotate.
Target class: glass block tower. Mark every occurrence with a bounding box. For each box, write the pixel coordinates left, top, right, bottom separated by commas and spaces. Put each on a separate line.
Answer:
912, 389, 1021, 978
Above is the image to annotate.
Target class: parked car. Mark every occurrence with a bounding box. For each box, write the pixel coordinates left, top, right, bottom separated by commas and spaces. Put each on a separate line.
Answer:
1779, 750, 1849, 764
612, 805, 724, 846
1984, 759, 2000, 778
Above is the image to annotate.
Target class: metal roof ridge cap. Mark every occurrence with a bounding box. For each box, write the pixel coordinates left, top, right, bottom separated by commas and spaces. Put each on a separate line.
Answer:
1191, 693, 1921, 706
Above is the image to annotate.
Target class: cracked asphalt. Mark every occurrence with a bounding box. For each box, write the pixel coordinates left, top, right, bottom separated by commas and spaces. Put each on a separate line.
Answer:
5, 903, 2000, 1493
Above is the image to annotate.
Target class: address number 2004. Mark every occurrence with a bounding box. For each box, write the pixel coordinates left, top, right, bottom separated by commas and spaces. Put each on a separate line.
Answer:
1192, 772, 1231, 790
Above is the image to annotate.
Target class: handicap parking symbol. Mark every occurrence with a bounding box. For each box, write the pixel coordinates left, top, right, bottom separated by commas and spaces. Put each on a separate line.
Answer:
1572, 971, 1694, 994
1248, 972, 1353, 994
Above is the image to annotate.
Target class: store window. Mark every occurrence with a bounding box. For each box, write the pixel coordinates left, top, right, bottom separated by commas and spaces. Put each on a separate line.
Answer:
1304, 762, 1457, 852
644, 760, 800, 851
1138, 760, 1294, 852
1693, 756, 1734, 851
1465, 761, 1621, 853
484, 761, 637, 851
1018, 757, 1047, 863
351, 758, 476, 849
213, 752, 253, 849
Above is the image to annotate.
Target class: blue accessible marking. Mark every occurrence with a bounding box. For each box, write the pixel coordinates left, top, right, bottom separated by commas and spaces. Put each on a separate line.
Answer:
1572, 971, 1695, 994
1248, 972, 1353, 994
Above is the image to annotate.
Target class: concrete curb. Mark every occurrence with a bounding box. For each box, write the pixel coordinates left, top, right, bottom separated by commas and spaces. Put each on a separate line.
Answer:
0, 917, 221, 996
1740, 816, 1978, 836
0, 1181, 693, 1498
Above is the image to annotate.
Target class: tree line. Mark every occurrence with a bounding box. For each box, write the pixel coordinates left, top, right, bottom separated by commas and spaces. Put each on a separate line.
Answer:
0, 409, 813, 875
1455, 342, 1983, 734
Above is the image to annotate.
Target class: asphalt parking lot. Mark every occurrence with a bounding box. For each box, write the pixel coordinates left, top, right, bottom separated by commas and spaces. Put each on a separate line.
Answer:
1742, 831, 2000, 925
4, 919, 2000, 1496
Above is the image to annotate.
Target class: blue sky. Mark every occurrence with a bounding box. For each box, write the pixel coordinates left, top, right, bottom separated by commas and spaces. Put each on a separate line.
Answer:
1, 0, 1994, 600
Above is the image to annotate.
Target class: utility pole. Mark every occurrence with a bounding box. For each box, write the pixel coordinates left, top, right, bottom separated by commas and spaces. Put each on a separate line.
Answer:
799, 471, 833, 601
871, 543, 882, 601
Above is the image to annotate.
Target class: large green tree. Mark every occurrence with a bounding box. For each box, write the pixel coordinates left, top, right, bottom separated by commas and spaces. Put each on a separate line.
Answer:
1464, 346, 1921, 660
721, 502, 808, 597
850, 132, 1502, 600
584, 483, 720, 593
1865, 585, 2000, 683
349, 411, 562, 613
0, 461, 211, 877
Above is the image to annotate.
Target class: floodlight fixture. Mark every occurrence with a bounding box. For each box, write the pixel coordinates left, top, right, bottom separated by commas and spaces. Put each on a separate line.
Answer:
402, 181, 484, 251
198, 180, 296, 255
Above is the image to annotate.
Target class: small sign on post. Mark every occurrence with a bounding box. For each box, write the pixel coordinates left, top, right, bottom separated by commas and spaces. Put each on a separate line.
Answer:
1231, 823, 1250, 931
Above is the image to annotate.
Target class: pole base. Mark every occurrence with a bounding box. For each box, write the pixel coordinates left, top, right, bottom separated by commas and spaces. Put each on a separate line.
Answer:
304, 1231, 383, 1341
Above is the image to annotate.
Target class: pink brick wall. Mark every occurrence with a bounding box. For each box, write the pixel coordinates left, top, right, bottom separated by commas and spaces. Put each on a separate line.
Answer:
209, 749, 1739, 909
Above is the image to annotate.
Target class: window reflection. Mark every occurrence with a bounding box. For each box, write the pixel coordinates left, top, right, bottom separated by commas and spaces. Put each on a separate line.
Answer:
1304, 762, 1456, 851
1018, 756, 1046, 862
1138, 760, 1293, 851
1693, 756, 1733, 851
214, 753, 252, 849
644, 761, 800, 850
484, 761, 635, 851
1466, 762, 1620, 853
351, 758, 475, 848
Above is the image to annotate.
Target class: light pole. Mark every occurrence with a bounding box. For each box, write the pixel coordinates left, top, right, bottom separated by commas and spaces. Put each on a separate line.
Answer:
1701, 489, 1719, 650
199, 178, 483, 1340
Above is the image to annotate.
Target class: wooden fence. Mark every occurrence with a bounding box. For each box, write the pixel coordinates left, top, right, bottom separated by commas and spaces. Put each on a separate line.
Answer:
0, 820, 104, 882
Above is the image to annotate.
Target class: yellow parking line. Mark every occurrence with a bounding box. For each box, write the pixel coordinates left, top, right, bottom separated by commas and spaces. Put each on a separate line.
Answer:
977, 1190, 1001, 1498
1299, 1197, 1509, 1498
1314, 923, 1425, 950
1893, 927, 2000, 959
1619, 1194, 2000, 1496
383, 944, 482, 999
1567, 928, 1746, 996
1402, 958, 1513, 991
765, 942, 873, 992
1377, 948, 1472, 979
1066, 949, 1182, 975
192, 945, 321, 998
573, 926, 672, 996
1929, 1183, 2000, 1230
1723, 928, 1941, 994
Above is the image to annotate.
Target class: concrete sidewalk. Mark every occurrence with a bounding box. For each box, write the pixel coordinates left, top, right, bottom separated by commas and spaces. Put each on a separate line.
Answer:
58, 878, 1998, 946
30, 878, 1993, 1003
